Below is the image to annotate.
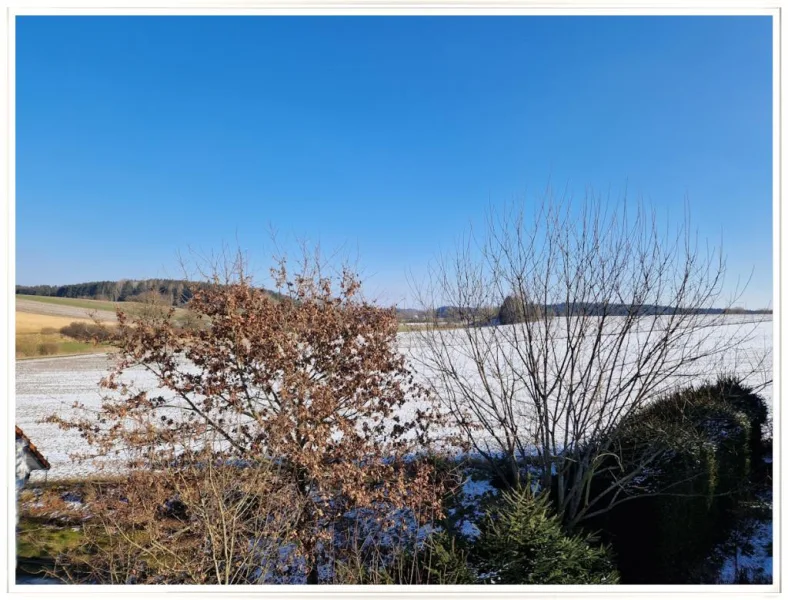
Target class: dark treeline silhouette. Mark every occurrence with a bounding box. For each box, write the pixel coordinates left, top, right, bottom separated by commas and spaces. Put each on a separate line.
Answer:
546, 301, 772, 316
17, 282, 770, 317
16, 279, 282, 307
409, 301, 771, 324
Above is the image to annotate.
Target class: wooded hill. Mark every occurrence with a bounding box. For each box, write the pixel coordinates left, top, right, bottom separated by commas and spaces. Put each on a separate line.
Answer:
16, 279, 282, 307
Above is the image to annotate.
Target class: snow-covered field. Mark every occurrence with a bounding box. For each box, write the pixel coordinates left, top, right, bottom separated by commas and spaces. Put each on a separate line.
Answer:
16, 316, 773, 481
16, 353, 121, 479
402, 315, 773, 455
401, 315, 773, 401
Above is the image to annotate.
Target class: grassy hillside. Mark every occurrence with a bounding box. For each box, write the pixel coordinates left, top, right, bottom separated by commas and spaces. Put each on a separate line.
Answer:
15, 295, 196, 359
17, 295, 189, 321
16, 312, 94, 335
16, 311, 102, 358
16, 295, 122, 312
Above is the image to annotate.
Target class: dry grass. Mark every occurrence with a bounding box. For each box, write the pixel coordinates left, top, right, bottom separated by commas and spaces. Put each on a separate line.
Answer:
16, 294, 122, 312
16, 297, 118, 323
17, 295, 189, 323
16, 310, 116, 358
15, 299, 189, 359
15, 332, 103, 359
16, 312, 94, 334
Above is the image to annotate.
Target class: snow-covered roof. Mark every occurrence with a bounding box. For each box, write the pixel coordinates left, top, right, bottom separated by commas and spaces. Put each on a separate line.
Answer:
15, 426, 50, 470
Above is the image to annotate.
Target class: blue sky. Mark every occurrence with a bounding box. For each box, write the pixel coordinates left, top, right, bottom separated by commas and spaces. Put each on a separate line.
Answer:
16, 16, 773, 308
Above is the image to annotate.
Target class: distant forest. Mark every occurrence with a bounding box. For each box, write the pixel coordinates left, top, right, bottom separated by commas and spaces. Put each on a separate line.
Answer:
16, 280, 771, 319
16, 279, 280, 307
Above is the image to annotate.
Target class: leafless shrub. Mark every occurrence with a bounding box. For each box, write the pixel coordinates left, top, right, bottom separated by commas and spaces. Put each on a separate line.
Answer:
411, 191, 769, 528
59, 322, 113, 343
16, 337, 37, 357
36, 342, 59, 356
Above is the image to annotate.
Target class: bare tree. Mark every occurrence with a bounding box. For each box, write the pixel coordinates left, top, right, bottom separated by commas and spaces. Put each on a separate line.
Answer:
50, 438, 304, 584
410, 191, 769, 528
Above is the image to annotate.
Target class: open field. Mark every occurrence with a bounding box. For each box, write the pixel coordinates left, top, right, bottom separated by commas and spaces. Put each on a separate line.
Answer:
16, 297, 119, 323
15, 315, 773, 481
15, 295, 193, 358
16, 295, 123, 313
15, 300, 116, 358
16, 334, 100, 359
17, 295, 190, 322
16, 312, 94, 335
16, 312, 109, 358
397, 321, 464, 332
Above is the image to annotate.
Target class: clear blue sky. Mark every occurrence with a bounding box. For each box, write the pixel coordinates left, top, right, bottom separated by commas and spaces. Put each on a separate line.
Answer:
16, 16, 773, 308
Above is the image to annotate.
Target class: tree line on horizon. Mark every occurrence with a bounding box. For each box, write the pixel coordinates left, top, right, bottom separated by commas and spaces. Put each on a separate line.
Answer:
417, 299, 771, 324
16, 279, 283, 307
15, 281, 771, 318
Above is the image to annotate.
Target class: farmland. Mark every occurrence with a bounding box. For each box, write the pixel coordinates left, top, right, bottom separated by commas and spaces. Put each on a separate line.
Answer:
15, 295, 193, 358
15, 315, 772, 482
16, 314, 106, 359
16, 294, 189, 322
16, 294, 124, 315
16, 311, 94, 335
15, 297, 115, 359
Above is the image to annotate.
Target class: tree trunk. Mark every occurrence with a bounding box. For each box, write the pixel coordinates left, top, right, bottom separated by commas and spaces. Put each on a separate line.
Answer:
508, 454, 521, 489
295, 465, 320, 584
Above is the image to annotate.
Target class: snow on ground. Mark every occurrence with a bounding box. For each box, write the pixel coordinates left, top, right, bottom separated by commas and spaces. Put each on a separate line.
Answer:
717, 520, 773, 584
402, 316, 773, 454
453, 476, 499, 540
714, 486, 774, 585
462, 477, 498, 500
16, 316, 773, 481
401, 315, 773, 403
16, 353, 170, 480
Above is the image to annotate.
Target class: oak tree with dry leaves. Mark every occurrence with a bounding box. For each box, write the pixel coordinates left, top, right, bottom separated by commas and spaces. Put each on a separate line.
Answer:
49, 250, 448, 583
